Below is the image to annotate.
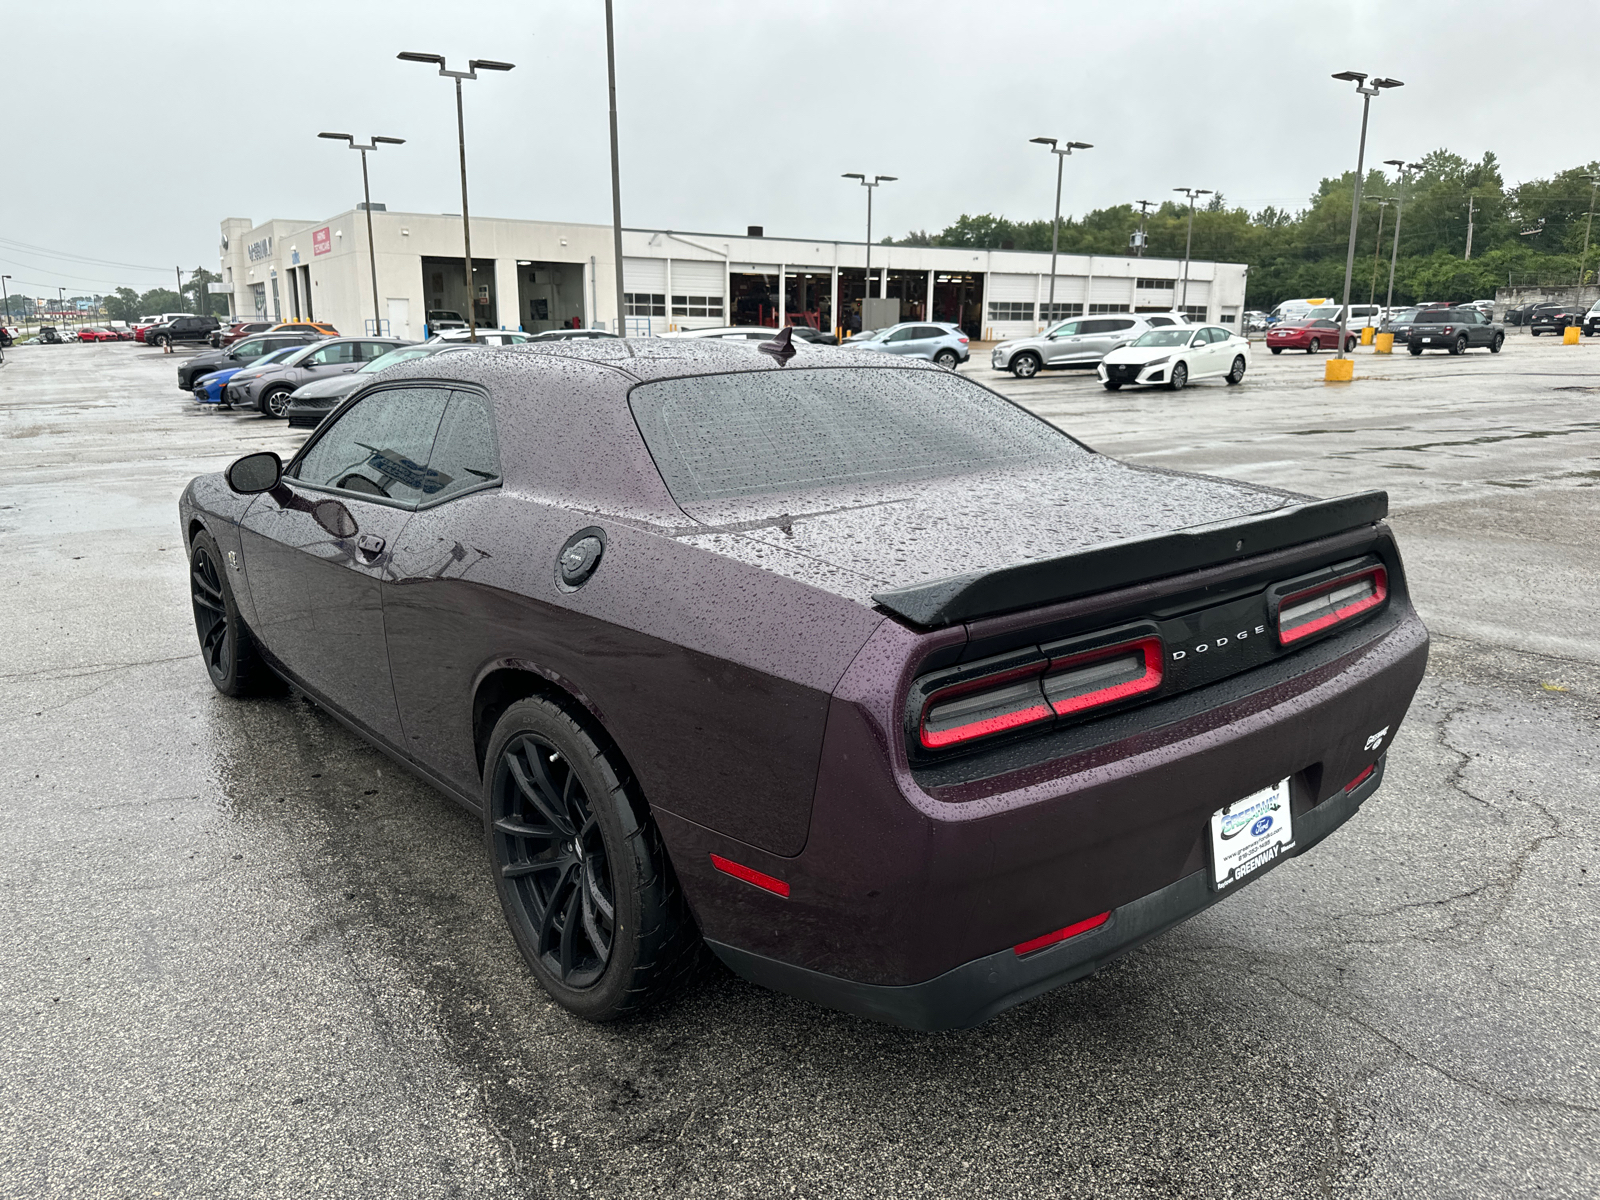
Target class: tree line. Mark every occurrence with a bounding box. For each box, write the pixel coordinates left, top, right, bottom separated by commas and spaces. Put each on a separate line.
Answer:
887, 150, 1600, 309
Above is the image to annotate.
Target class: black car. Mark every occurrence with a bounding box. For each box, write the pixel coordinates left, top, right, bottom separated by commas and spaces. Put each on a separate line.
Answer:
1406, 307, 1504, 355
177, 331, 322, 391
145, 315, 220, 348
1528, 304, 1583, 336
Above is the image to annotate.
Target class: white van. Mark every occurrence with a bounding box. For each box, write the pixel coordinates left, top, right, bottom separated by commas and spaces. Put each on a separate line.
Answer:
1270, 298, 1337, 323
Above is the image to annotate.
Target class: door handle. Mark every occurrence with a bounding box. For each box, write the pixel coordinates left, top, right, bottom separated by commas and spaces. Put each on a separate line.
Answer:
356, 534, 386, 558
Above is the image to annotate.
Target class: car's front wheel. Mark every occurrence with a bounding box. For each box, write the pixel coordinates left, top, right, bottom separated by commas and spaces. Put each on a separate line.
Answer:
189, 529, 274, 697
1226, 355, 1246, 384
934, 349, 959, 370
1167, 361, 1188, 391
260, 385, 293, 418
484, 697, 700, 1022
154, 334, 170, 348
1010, 352, 1041, 379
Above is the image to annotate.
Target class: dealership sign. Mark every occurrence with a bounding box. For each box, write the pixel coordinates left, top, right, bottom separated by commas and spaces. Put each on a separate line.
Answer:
313, 227, 331, 256
246, 236, 273, 262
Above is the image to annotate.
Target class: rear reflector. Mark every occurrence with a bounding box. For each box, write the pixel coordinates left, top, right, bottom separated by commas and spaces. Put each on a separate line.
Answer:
1044, 637, 1163, 716
1344, 764, 1375, 792
920, 664, 1052, 749
1014, 910, 1111, 956
1276, 565, 1387, 645
710, 853, 790, 898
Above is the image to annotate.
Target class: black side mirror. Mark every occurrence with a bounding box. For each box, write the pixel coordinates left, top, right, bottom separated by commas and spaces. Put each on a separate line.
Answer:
225, 451, 283, 495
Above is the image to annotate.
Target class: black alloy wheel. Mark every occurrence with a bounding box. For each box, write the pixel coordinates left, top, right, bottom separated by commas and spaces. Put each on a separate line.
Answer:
934, 349, 959, 370
1226, 355, 1246, 384
1491, 333, 1504, 353
1451, 334, 1468, 356
261, 385, 292, 418
1011, 352, 1041, 379
1166, 361, 1188, 391
1307, 338, 1321, 353
188, 529, 273, 696
484, 698, 699, 1021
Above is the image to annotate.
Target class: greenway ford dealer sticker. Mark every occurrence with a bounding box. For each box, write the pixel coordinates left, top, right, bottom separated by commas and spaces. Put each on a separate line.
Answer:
1209, 777, 1294, 889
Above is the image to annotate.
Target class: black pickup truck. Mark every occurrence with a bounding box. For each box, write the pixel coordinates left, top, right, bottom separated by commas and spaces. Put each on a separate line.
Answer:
144, 315, 219, 348
1406, 306, 1504, 355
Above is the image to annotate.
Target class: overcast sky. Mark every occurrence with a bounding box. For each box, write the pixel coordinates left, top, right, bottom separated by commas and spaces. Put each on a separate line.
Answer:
3, 1, 1597, 297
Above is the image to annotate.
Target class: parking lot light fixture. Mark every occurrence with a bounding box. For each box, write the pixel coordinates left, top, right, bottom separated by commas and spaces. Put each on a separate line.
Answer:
1331, 73, 1403, 371
1381, 159, 1418, 317
320, 133, 406, 337
1173, 188, 1213, 313
843, 174, 895, 316
398, 51, 515, 343
1030, 138, 1092, 320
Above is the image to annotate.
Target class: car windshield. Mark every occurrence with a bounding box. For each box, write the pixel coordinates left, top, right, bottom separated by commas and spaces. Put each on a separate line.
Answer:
1131, 330, 1192, 348
630, 367, 1080, 504
245, 347, 302, 367
360, 346, 438, 373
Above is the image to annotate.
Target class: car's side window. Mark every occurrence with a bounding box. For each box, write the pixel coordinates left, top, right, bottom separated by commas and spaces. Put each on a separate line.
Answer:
1207, 326, 1229, 343
887, 327, 917, 343
1052, 321, 1081, 337
358, 341, 392, 361
309, 342, 361, 366
291, 386, 453, 508
1107, 319, 1135, 332
916, 326, 944, 340
1080, 319, 1112, 334
423, 390, 502, 505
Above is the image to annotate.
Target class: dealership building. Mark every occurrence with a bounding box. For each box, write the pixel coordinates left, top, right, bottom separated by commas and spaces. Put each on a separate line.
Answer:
214, 209, 1247, 342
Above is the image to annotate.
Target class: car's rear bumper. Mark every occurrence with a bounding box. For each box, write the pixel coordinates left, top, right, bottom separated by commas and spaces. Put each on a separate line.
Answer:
708, 759, 1382, 1030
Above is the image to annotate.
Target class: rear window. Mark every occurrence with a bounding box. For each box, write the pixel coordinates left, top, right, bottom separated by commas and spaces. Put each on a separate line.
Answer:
630, 367, 1081, 503
1415, 310, 1458, 323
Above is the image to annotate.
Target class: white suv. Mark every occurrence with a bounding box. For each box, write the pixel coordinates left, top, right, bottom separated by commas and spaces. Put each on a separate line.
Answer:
990, 313, 1187, 378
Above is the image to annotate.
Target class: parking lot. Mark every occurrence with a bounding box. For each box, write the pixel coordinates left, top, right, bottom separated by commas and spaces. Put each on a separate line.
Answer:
2, 338, 1597, 1197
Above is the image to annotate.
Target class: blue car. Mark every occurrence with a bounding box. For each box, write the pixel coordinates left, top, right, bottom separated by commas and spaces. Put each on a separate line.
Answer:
192, 346, 301, 405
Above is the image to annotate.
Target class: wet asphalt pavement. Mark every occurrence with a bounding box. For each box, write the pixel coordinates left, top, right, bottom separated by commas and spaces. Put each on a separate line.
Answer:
1, 337, 1596, 1198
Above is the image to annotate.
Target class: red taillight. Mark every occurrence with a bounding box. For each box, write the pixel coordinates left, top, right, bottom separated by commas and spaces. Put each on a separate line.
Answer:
1344, 764, 1375, 792
1275, 565, 1388, 645
958, 336, 970, 344
1015, 910, 1111, 956
1043, 637, 1163, 716
919, 662, 1052, 749
710, 853, 790, 898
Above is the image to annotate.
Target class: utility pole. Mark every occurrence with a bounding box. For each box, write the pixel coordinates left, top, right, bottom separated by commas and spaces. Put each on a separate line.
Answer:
1, 275, 11, 329
175, 267, 185, 312
1382, 159, 1417, 317
1134, 199, 1153, 258
1464, 195, 1477, 260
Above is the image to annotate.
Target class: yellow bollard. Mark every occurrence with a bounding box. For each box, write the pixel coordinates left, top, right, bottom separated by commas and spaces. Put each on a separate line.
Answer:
1360, 326, 1375, 345
1374, 332, 1394, 354
1564, 325, 1581, 344
1324, 358, 1354, 382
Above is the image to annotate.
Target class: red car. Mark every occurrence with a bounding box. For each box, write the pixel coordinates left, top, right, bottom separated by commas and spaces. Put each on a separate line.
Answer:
75, 327, 119, 343
1265, 318, 1357, 355
215, 320, 274, 347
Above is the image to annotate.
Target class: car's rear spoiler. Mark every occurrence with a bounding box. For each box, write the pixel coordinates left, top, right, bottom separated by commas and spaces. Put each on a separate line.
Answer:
871, 490, 1389, 628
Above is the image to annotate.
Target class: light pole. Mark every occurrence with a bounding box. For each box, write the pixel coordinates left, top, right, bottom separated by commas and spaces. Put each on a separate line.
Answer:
1578, 174, 1600, 287
1173, 187, 1212, 314
604, 0, 626, 334
1367, 196, 1392, 310
1330, 70, 1403, 370
320, 132, 406, 335
1029, 137, 1092, 322
398, 51, 515, 342
1382, 159, 1418, 319
842, 173, 895, 328
1, 275, 11, 329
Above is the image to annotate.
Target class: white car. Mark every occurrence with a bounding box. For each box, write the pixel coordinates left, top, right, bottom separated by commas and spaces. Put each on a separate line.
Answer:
1096, 325, 1251, 391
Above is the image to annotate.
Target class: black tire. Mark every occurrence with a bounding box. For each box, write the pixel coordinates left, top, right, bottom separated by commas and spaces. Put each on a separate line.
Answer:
260, 385, 292, 418
1344, 336, 1358, 352
1531, 328, 1541, 337
154, 334, 170, 348
1490, 333, 1504, 353
1102, 379, 1122, 390
189, 529, 274, 697
1409, 344, 1424, 356
1269, 346, 1283, 355
1166, 361, 1188, 391
1450, 334, 1468, 356
933, 349, 959, 370
1010, 352, 1042, 379
483, 697, 700, 1022
1226, 355, 1246, 384
1307, 338, 1321, 353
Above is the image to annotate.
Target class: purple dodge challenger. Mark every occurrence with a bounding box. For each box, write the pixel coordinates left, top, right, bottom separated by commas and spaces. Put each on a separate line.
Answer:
181, 338, 1428, 1029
